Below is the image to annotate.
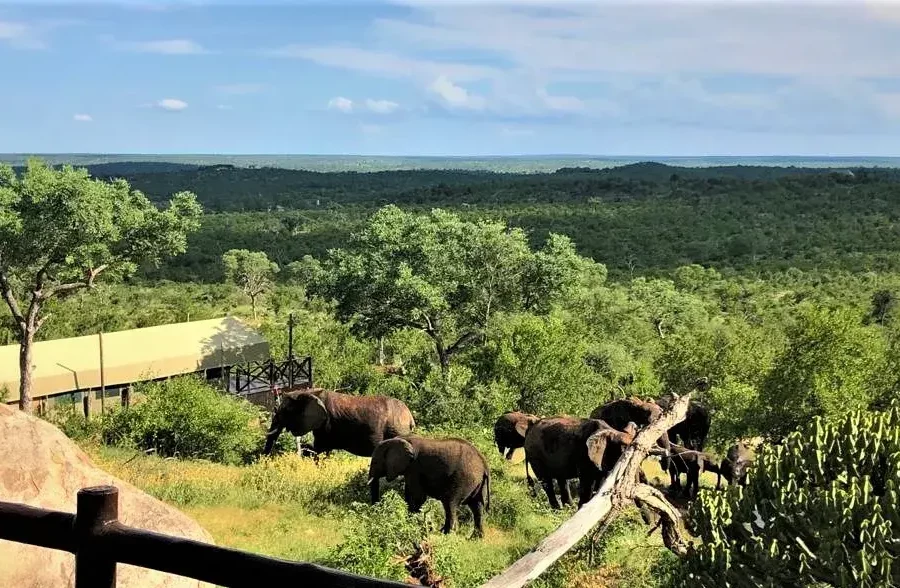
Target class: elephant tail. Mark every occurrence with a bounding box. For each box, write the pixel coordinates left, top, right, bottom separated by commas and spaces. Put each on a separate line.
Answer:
483, 469, 491, 513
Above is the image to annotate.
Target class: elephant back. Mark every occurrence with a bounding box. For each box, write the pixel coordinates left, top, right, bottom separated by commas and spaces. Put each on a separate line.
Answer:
591, 398, 661, 431
413, 437, 489, 501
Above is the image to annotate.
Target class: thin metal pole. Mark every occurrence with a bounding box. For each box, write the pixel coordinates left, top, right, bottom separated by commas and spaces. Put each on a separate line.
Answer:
288, 313, 294, 360
99, 332, 105, 415
74, 486, 119, 588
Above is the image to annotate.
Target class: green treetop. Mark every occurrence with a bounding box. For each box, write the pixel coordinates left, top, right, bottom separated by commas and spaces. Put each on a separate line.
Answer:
313, 205, 586, 376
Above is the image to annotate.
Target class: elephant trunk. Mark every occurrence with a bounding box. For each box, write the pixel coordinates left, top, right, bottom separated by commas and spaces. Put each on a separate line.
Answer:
368, 462, 382, 504
263, 413, 284, 455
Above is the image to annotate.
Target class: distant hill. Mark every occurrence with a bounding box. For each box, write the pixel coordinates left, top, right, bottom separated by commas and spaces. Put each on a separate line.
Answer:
3, 153, 900, 174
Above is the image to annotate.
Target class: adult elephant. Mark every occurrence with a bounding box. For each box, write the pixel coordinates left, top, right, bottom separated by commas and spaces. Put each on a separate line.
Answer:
524, 417, 633, 509
369, 435, 491, 537
262, 388, 415, 460
590, 397, 671, 469
656, 394, 711, 451
493, 411, 540, 459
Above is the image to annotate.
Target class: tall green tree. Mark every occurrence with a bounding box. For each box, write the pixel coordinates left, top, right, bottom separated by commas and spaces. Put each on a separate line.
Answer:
314, 205, 584, 377
0, 159, 202, 413
222, 249, 279, 319
760, 304, 887, 438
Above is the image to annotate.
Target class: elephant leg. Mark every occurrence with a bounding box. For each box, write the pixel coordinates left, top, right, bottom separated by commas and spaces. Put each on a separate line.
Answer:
540, 479, 560, 509
557, 478, 572, 506
468, 500, 484, 538
505, 447, 516, 460
497, 442, 505, 456
441, 499, 458, 534
688, 470, 699, 498
669, 466, 682, 494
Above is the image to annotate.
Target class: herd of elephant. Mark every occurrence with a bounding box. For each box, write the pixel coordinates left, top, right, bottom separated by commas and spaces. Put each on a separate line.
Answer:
261, 386, 754, 538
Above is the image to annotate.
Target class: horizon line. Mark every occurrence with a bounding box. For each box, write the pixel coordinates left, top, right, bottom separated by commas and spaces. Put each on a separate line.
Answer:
3, 153, 900, 159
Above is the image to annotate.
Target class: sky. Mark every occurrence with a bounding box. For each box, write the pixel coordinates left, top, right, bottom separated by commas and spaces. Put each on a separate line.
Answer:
2, 0, 900, 156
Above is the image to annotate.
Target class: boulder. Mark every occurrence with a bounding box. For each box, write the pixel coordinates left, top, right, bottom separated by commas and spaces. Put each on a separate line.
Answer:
0, 404, 215, 588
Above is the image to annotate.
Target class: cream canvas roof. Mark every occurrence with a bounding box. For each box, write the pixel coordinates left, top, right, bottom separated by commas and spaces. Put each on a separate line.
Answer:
0, 317, 270, 402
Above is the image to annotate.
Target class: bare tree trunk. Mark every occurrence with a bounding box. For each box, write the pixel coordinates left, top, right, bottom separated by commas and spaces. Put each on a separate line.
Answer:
250, 295, 258, 320
378, 337, 385, 366
18, 328, 34, 414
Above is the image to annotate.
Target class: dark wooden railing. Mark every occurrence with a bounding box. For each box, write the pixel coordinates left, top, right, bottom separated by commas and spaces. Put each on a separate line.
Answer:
0, 485, 406, 588
228, 355, 313, 394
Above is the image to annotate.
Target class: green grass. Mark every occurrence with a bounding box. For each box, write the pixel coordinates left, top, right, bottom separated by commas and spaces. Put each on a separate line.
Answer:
85, 442, 681, 587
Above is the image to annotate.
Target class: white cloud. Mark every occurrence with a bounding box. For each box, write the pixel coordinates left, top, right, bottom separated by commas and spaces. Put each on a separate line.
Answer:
374, 3, 900, 78
0, 20, 46, 50
365, 98, 399, 114
327, 96, 354, 113
874, 92, 900, 120
537, 88, 585, 113
271, 45, 498, 83
73, 113, 93, 122
275, 2, 900, 132
125, 39, 208, 55
428, 75, 486, 110
500, 126, 534, 137
215, 83, 265, 95
156, 98, 188, 111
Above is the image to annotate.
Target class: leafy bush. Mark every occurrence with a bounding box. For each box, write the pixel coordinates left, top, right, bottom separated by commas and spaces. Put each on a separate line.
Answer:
322, 491, 437, 582
45, 406, 106, 442
103, 376, 264, 464
677, 404, 900, 587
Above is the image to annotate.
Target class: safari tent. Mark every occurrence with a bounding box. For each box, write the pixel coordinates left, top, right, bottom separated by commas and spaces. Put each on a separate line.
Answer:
0, 316, 270, 405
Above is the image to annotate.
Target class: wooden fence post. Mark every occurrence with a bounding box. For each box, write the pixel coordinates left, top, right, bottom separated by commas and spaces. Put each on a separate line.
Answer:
74, 486, 119, 588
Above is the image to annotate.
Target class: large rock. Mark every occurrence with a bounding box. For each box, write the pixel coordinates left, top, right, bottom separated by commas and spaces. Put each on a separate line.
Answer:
0, 404, 215, 588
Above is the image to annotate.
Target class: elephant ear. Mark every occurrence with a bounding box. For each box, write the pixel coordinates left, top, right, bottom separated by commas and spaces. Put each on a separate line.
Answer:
296, 394, 328, 434
586, 431, 610, 470
382, 438, 415, 481
514, 418, 534, 438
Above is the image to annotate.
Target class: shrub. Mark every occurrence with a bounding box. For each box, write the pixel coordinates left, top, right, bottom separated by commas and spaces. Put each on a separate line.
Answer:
103, 376, 264, 464
322, 491, 439, 582
45, 407, 105, 442
676, 404, 900, 587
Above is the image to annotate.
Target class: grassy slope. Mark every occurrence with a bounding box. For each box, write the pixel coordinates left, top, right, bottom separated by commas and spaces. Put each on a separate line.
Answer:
86, 443, 715, 587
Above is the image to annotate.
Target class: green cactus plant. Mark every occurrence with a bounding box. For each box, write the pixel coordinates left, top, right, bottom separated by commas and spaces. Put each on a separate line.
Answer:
675, 403, 900, 588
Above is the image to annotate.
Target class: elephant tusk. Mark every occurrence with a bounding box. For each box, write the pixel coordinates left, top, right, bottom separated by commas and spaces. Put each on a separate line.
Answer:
367, 478, 375, 485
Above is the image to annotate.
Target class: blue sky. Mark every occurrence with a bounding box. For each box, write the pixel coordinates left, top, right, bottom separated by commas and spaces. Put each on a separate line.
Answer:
2, 0, 900, 156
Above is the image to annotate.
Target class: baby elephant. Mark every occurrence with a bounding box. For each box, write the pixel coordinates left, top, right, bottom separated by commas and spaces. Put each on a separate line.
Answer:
369, 435, 491, 538
667, 445, 719, 499
717, 442, 754, 489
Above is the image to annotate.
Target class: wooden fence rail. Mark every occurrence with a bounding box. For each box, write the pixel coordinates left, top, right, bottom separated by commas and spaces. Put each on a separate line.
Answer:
0, 485, 406, 588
